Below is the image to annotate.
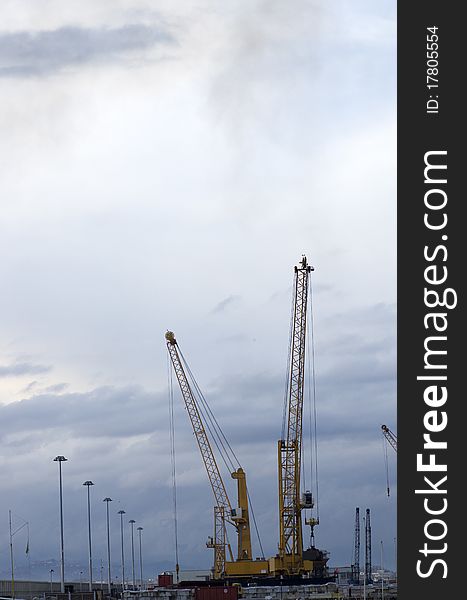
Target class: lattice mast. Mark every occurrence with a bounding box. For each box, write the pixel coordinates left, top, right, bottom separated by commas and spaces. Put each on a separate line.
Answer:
351, 507, 361, 584
365, 508, 372, 584
278, 256, 314, 572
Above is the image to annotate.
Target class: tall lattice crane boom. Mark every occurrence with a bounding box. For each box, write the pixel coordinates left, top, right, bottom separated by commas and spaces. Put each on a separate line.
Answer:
166, 332, 232, 515
166, 332, 232, 577
382, 425, 397, 452
278, 256, 314, 572
165, 331, 255, 578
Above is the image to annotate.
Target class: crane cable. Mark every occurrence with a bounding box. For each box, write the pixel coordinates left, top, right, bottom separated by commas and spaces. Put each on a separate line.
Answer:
179, 347, 237, 473
177, 345, 265, 559
281, 283, 296, 440
247, 488, 265, 559
307, 276, 320, 524
382, 431, 391, 497
167, 352, 180, 582
176, 347, 235, 553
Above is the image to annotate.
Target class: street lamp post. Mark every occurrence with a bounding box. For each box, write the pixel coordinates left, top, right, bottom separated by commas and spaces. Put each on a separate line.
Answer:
83, 481, 94, 591
50, 569, 54, 593
118, 510, 126, 591
129, 520, 136, 590
103, 498, 112, 594
394, 537, 397, 583
381, 540, 384, 600
137, 527, 143, 590
53, 456, 67, 593
363, 515, 366, 600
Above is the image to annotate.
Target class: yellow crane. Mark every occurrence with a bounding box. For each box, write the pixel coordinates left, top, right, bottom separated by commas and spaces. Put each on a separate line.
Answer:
166, 257, 328, 582
166, 331, 268, 579
268, 256, 316, 575
268, 256, 329, 580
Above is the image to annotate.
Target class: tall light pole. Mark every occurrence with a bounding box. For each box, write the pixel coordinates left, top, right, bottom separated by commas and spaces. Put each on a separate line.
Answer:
380, 540, 384, 600
83, 481, 94, 591
53, 456, 67, 593
103, 498, 112, 595
137, 527, 143, 590
362, 514, 366, 600
50, 569, 54, 593
129, 520, 136, 590
394, 536, 397, 583
9, 510, 15, 600
118, 510, 126, 591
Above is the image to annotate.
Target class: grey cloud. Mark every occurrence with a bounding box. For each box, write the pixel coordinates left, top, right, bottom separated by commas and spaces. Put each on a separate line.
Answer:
0, 24, 174, 77
0, 362, 51, 377
0, 319, 395, 574
210, 294, 241, 314
209, 1, 323, 127
44, 382, 69, 393
0, 385, 163, 442
21, 380, 38, 393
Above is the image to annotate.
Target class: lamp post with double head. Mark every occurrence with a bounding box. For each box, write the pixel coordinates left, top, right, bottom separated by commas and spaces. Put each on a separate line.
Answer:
129, 520, 136, 590
53, 456, 67, 594
118, 510, 126, 591
137, 527, 143, 590
103, 498, 112, 594
83, 481, 94, 591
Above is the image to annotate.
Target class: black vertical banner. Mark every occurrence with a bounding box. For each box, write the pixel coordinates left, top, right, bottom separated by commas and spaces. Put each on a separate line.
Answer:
398, 2, 463, 599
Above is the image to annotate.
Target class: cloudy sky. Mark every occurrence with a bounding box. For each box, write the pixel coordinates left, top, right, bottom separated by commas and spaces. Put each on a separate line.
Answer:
0, 0, 396, 581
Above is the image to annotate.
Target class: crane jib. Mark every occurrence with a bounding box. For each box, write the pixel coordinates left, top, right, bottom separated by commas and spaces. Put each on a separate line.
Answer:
166, 339, 232, 515
165, 330, 255, 577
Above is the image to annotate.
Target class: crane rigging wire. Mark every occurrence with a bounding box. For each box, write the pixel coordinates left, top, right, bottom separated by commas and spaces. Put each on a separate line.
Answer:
382, 430, 391, 497
190, 373, 239, 471
281, 284, 296, 440
179, 347, 237, 474
175, 343, 265, 559
304, 299, 312, 497
309, 277, 320, 523
247, 489, 265, 559
167, 352, 180, 582
182, 350, 265, 556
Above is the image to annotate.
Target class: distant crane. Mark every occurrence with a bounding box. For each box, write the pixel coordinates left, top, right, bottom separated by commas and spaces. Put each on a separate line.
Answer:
381, 425, 397, 452
364, 509, 372, 585
381, 425, 397, 497
350, 507, 360, 585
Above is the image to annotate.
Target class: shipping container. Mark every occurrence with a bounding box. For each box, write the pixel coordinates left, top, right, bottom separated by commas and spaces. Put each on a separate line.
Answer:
158, 572, 174, 587
195, 586, 238, 600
